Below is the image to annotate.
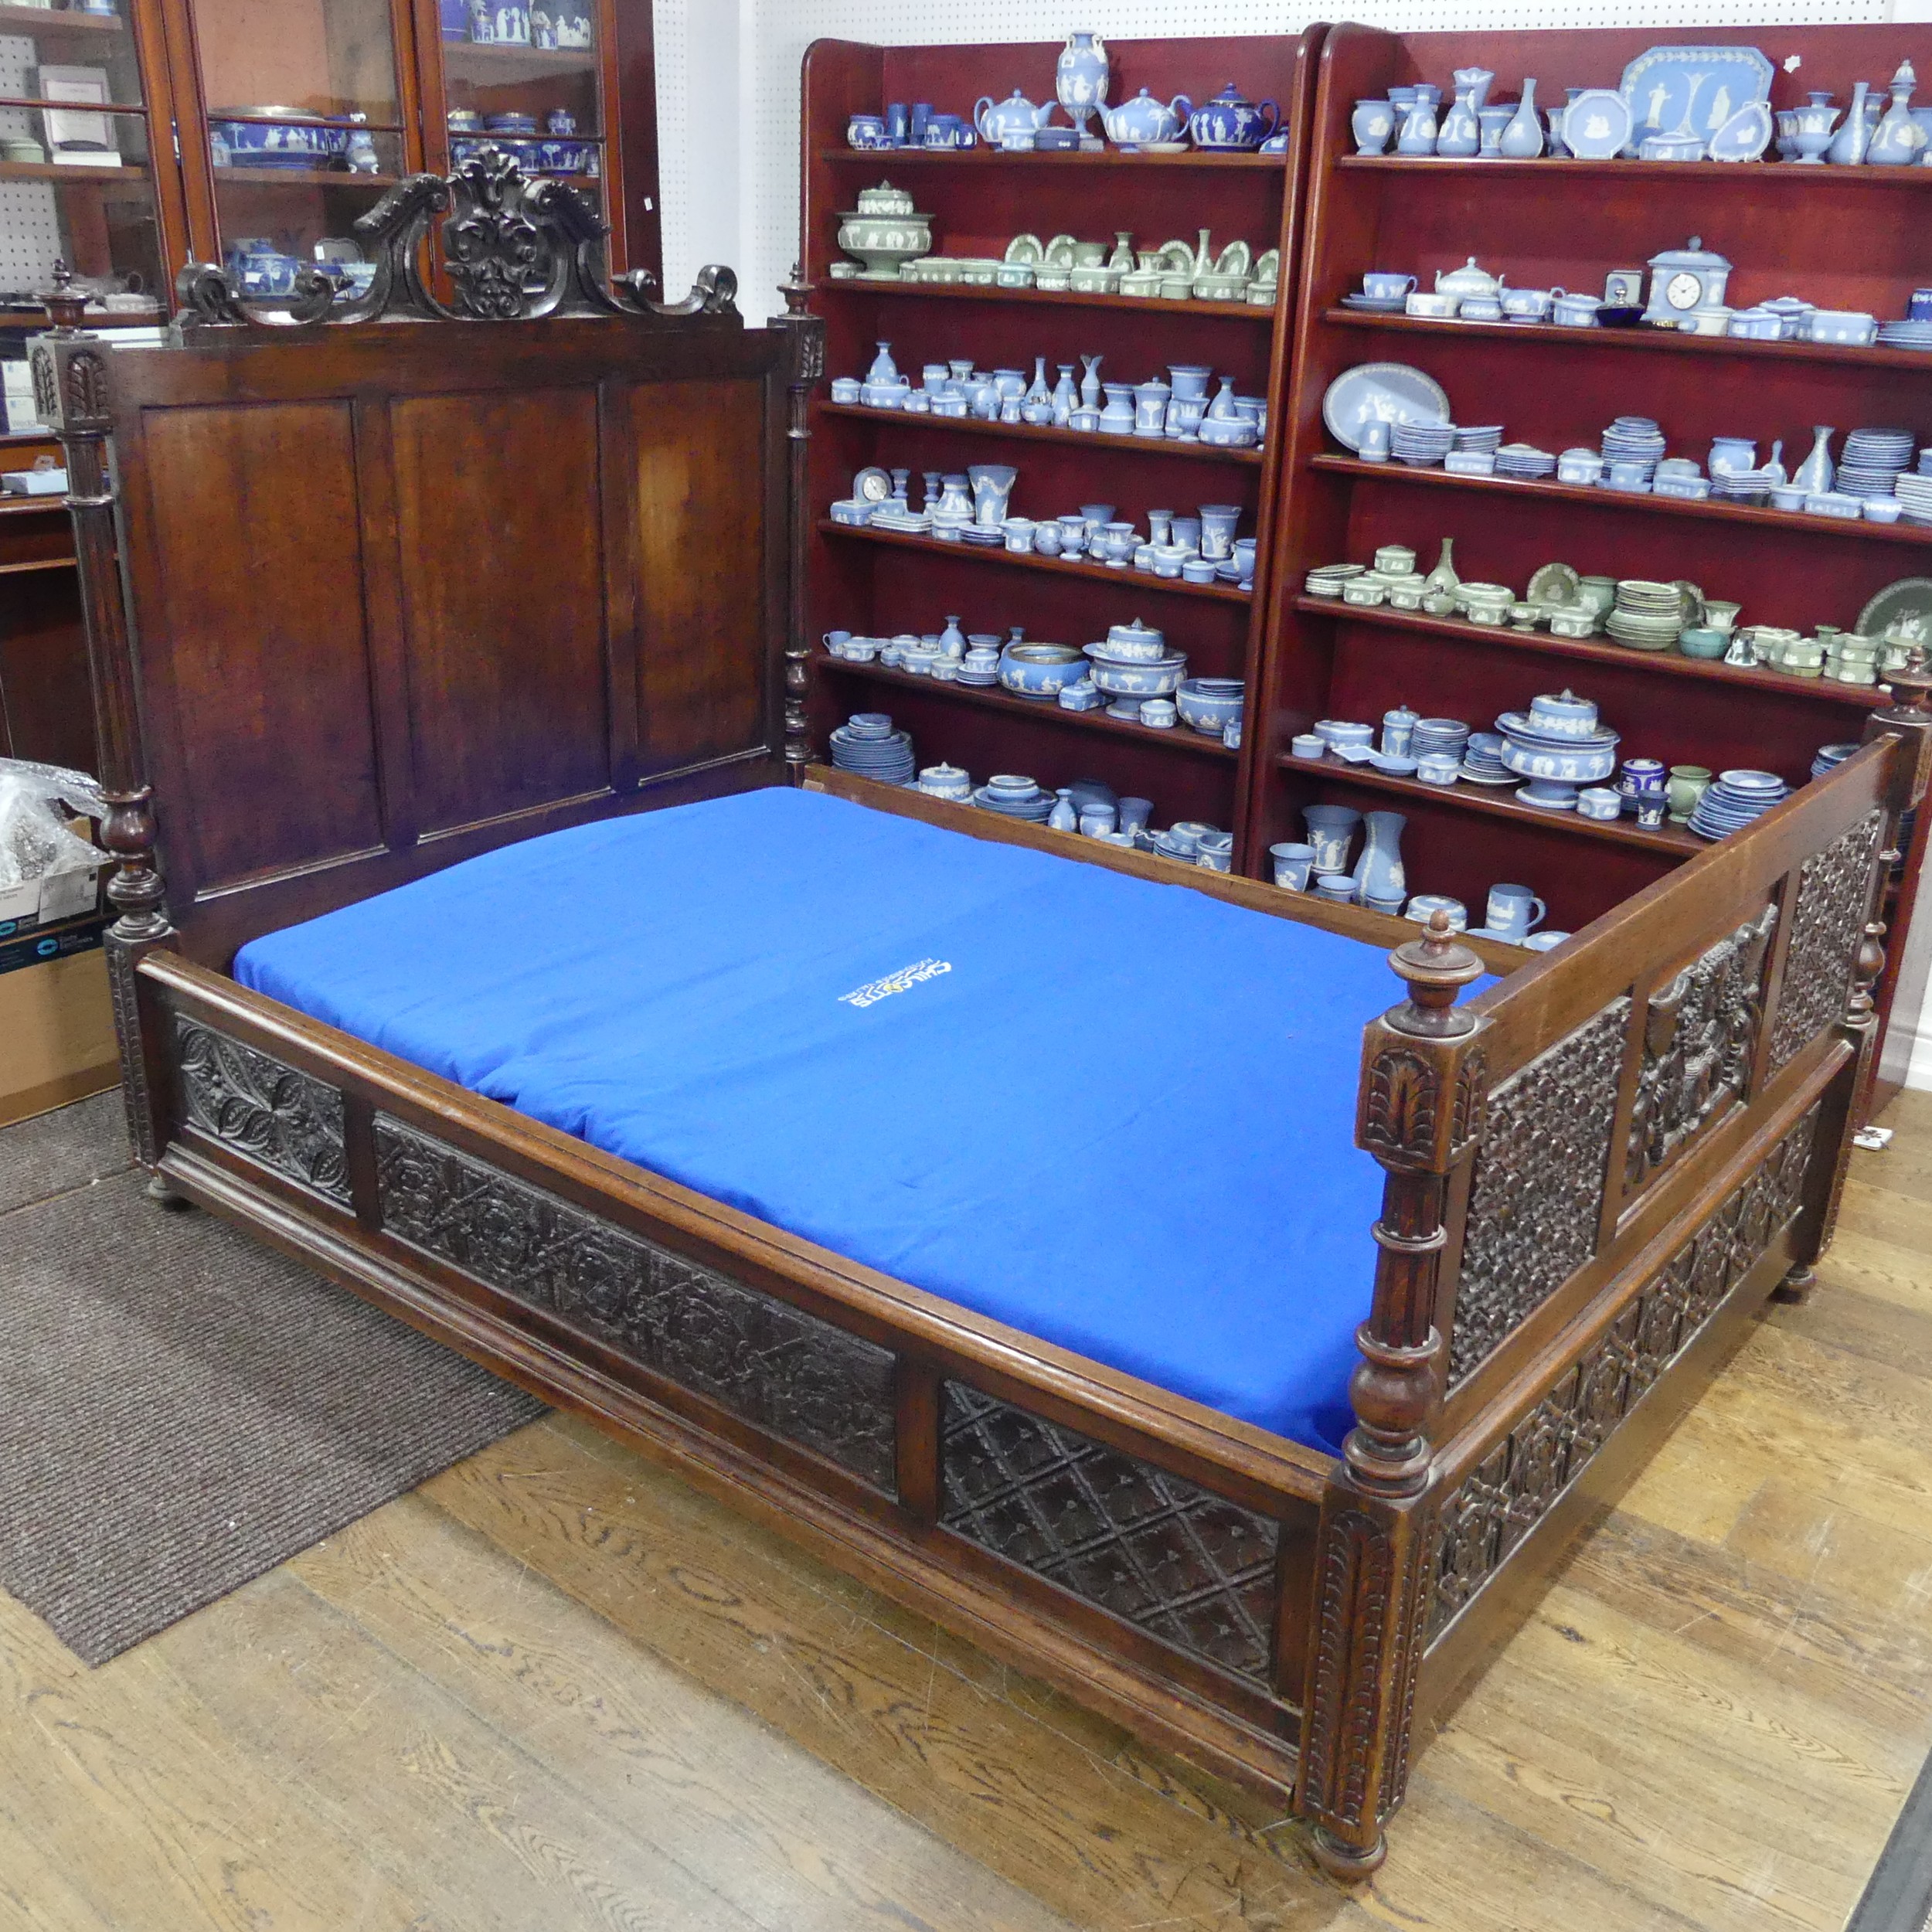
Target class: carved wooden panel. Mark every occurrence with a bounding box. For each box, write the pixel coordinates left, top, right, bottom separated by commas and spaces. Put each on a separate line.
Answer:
1770, 810, 1883, 1073
939, 1383, 1279, 1687
1430, 1104, 1819, 1641
1451, 1000, 1630, 1383
174, 1019, 351, 1203
141, 403, 383, 894
1625, 906, 1778, 1195
1302, 1509, 1396, 1828
372, 1117, 897, 1491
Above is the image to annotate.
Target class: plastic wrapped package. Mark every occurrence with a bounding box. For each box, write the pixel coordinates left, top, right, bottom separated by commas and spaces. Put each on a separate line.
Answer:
0, 759, 108, 925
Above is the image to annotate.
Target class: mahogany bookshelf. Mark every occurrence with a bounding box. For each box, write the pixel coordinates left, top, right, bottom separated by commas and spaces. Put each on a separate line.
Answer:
1252, 19, 1932, 1107
798, 30, 1325, 854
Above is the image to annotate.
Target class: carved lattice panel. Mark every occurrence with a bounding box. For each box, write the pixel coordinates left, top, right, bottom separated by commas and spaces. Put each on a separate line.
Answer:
1770, 810, 1883, 1072
1625, 906, 1778, 1195
174, 1019, 351, 1203
1429, 1104, 1818, 1641
1452, 999, 1630, 1383
940, 1383, 1279, 1687
373, 1117, 897, 1491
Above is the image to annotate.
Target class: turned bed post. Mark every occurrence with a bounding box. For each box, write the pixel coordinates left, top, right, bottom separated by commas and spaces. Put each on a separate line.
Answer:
32, 267, 177, 1171
1780, 666, 1932, 1297
1301, 913, 1489, 1879
770, 264, 822, 782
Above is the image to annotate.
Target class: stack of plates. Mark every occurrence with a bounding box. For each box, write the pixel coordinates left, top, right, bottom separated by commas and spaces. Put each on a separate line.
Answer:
1709, 468, 1771, 505
1690, 768, 1791, 840
1600, 416, 1666, 479
1811, 741, 1858, 781
1413, 716, 1471, 762
1494, 443, 1556, 480
1461, 730, 1511, 784
1837, 427, 1915, 500
1340, 291, 1406, 313
1605, 579, 1686, 651
955, 655, 999, 686
1393, 420, 1457, 466
1453, 424, 1504, 454
1876, 320, 1932, 352
1305, 563, 1366, 595
869, 507, 930, 535
1895, 472, 1932, 524
829, 714, 916, 785
971, 774, 1056, 821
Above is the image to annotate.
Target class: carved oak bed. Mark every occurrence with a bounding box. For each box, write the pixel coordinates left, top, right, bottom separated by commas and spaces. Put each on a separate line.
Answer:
37, 153, 1932, 1879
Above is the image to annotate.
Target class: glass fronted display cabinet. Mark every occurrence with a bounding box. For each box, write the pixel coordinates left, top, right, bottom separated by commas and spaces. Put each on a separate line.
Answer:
0, 0, 188, 329
163, 0, 423, 301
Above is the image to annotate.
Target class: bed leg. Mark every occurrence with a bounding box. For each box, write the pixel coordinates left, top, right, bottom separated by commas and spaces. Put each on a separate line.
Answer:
1310, 1825, 1386, 1883
145, 1172, 192, 1212
1770, 1264, 1816, 1305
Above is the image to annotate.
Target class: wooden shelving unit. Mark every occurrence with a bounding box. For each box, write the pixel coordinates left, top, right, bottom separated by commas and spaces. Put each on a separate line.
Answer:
1253, 18, 1932, 1107
801, 29, 1325, 853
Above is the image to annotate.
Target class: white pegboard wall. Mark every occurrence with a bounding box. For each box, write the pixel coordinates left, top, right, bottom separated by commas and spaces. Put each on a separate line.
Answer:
0, 34, 63, 294
646, 0, 1903, 322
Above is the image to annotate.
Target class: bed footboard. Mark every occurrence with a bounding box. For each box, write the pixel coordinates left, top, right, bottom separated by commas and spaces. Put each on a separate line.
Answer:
1300, 677, 1932, 1879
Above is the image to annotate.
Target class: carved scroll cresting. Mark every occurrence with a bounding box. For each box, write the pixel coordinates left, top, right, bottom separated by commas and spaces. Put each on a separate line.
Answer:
1430, 1104, 1819, 1640
175, 144, 743, 330
372, 1117, 897, 1490
1625, 905, 1777, 1194
1770, 810, 1884, 1073
939, 1383, 1279, 1686
1451, 999, 1630, 1383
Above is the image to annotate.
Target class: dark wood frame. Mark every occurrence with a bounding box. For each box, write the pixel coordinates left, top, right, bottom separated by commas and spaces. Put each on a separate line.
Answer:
40, 153, 1932, 1880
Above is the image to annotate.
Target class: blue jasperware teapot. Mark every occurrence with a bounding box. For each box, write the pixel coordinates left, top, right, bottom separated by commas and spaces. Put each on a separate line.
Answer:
1099, 87, 1192, 146
974, 88, 1056, 145
1188, 82, 1281, 150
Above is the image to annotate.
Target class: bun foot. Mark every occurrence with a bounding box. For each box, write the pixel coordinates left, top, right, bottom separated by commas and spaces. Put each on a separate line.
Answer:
1310, 1825, 1386, 1883
1770, 1264, 1817, 1305
146, 1172, 193, 1212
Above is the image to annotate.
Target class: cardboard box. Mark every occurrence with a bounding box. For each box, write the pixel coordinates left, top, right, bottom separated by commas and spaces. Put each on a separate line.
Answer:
0, 919, 117, 1127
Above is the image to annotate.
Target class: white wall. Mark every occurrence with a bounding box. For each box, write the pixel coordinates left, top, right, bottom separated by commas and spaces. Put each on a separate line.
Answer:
657, 0, 1900, 317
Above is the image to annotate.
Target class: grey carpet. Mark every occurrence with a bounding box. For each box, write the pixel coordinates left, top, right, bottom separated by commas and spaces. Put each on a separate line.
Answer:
0, 1089, 133, 1213
0, 1097, 545, 1665
1849, 1744, 1932, 1932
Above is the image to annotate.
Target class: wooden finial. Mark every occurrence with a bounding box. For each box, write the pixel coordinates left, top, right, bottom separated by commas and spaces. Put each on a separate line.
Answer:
781, 260, 815, 317
1387, 908, 1485, 1039
42, 260, 88, 332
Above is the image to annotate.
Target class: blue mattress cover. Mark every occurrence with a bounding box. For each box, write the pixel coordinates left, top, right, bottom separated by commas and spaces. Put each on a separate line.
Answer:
236, 787, 1423, 1454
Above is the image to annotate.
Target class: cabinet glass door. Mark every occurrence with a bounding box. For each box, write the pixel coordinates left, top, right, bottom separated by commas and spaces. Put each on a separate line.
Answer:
189, 0, 416, 301
430, 0, 610, 245
0, 1, 178, 329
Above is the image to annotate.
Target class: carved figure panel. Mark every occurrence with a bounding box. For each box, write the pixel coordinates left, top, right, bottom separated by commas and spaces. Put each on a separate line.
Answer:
1452, 1000, 1630, 1383
1626, 905, 1778, 1193
939, 1383, 1279, 1687
1430, 1106, 1818, 1640
174, 1019, 350, 1202
1770, 811, 1883, 1072
373, 1117, 896, 1490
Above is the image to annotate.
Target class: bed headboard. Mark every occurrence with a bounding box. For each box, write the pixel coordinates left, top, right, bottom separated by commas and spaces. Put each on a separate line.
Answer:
35, 149, 823, 970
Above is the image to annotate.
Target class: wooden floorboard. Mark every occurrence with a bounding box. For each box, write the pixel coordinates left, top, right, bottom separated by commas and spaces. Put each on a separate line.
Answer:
0, 1097, 1928, 1928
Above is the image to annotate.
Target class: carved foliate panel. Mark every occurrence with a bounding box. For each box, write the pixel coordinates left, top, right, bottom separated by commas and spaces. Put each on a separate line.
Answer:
1770, 811, 1883, 1072
939, 1383, 1279, 1687
1429, 1105, 1818, 1641
373, 1117, 896, 1490
174, 1019, 350, 1202
1626, 906, 1777, 1193
1452, 1000, 1630, 1383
